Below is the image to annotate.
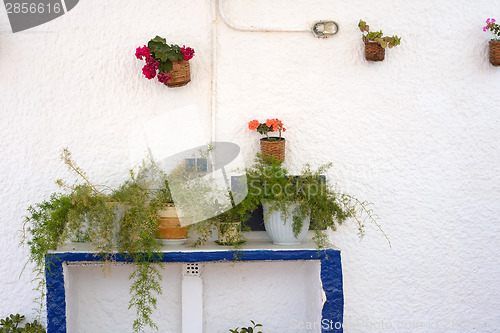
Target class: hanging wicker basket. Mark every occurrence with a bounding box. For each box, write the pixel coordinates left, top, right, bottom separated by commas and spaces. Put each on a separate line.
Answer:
364, 41, 385, 61
260, 137, 286, 162
166, 60, 191, 87
489, 41, 500, 66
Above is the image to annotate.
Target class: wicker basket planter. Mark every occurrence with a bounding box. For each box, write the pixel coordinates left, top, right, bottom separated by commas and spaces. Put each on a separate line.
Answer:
489, 41, 500, 66
166, 60, 191, 87
260, 137, 286, 162
364, 41, 385, 61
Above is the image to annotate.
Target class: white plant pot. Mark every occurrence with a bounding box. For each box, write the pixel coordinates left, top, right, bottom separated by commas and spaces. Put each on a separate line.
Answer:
262, 202, 310, 245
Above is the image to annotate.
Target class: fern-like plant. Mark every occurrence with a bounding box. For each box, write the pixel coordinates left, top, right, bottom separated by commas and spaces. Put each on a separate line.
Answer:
21, 149, 175, 332
241, 154, 390, 248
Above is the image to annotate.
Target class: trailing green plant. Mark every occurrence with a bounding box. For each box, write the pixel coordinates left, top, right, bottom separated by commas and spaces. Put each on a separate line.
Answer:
0, 314, 45, 333
229, 320, 263, 333
21, 192, 73, 316
21, 149, 176, 332
112, 160, 165, 332
358, 19, 401, 48
241, 155, 390, 248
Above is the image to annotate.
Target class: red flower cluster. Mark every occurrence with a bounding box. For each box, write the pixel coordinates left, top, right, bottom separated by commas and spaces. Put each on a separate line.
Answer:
135, 46, 150, 60
265, 118, 286, 132
136, 45, 171, 83
248, 118, 286, 139
248, 120, 260, 131
181, 45, 195, 61
142, 57, 159, 80
157, 72, 172, 84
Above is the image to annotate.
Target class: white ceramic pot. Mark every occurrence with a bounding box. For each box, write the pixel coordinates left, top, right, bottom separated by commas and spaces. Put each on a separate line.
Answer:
262, 202, 310, 245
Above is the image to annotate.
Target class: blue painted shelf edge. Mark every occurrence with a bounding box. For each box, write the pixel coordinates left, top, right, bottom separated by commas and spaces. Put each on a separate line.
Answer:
45, 247, 343, 333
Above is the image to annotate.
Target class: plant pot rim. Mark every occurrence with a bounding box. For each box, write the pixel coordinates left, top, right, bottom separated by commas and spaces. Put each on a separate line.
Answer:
158, 205, 178, 218
260, 137, 285, 142
364, 40, 382, 44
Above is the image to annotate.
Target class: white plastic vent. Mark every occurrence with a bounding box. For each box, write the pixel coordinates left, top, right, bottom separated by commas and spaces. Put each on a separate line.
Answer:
183, 263, 201, 276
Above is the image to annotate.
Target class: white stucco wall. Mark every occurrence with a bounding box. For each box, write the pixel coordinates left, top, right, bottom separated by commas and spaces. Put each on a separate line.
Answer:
1, 0, 500, 332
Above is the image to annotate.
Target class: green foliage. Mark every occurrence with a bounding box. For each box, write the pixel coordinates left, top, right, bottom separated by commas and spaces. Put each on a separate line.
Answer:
206, 200, 247, 246
147, 36, 184, 73
165, 148, 231, 247
358, 19, 401, 48
242, 155, 390, 248
0, 314, 45, 333
21, 191, 76, 317
129, 261, 163, 332
229, 320, 263, 333
21, 149, 173, 332
24, 193, 72, 266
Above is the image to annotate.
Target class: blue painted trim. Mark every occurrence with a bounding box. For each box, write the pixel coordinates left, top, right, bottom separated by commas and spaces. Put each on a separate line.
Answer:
45, 249, 343, 333
321, 250, 344, 332
45, 255, 66, 333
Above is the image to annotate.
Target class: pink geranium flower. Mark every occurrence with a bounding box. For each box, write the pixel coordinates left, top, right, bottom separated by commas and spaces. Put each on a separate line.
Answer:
135, 46, 150, 60
181, 46, 195, 61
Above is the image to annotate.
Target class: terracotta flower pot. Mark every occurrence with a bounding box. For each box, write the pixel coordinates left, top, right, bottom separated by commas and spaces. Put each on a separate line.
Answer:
489, 41, 500, 66
157, 206, 189, 240
364, 41, 385, 61
166, 60, 191, 87
260, 137, 286, 162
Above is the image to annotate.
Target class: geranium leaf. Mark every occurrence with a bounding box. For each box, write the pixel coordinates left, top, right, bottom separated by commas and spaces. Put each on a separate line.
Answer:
159, 61, 173, 73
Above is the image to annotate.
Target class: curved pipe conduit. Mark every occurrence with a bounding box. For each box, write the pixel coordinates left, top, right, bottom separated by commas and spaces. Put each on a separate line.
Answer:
211, 0, 337, 143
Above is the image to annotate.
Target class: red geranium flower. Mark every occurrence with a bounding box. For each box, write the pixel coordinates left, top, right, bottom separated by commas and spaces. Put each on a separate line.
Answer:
135, 46, 150, 60
249, 118, 286, 140
248, 120, 260, 131
181, 45, 195, 61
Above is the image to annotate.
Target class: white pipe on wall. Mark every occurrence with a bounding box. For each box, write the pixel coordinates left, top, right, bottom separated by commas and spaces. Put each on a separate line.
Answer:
218, 0, 311, 33
211, 0, 218, 144
211, 0, 314, 144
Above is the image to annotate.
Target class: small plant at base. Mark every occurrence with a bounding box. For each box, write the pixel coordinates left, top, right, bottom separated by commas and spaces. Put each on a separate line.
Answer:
358, 19, 401, 48
248, 118, 286, 141
0, 314, 45, 333
483, 18, 500, 41
229, 320, 263, 333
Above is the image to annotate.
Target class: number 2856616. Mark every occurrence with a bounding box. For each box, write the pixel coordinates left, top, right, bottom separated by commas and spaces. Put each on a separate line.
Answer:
5, 2, 62, 14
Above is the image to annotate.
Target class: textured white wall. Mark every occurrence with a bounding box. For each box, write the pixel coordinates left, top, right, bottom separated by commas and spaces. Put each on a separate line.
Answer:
1, 0, 500, 332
